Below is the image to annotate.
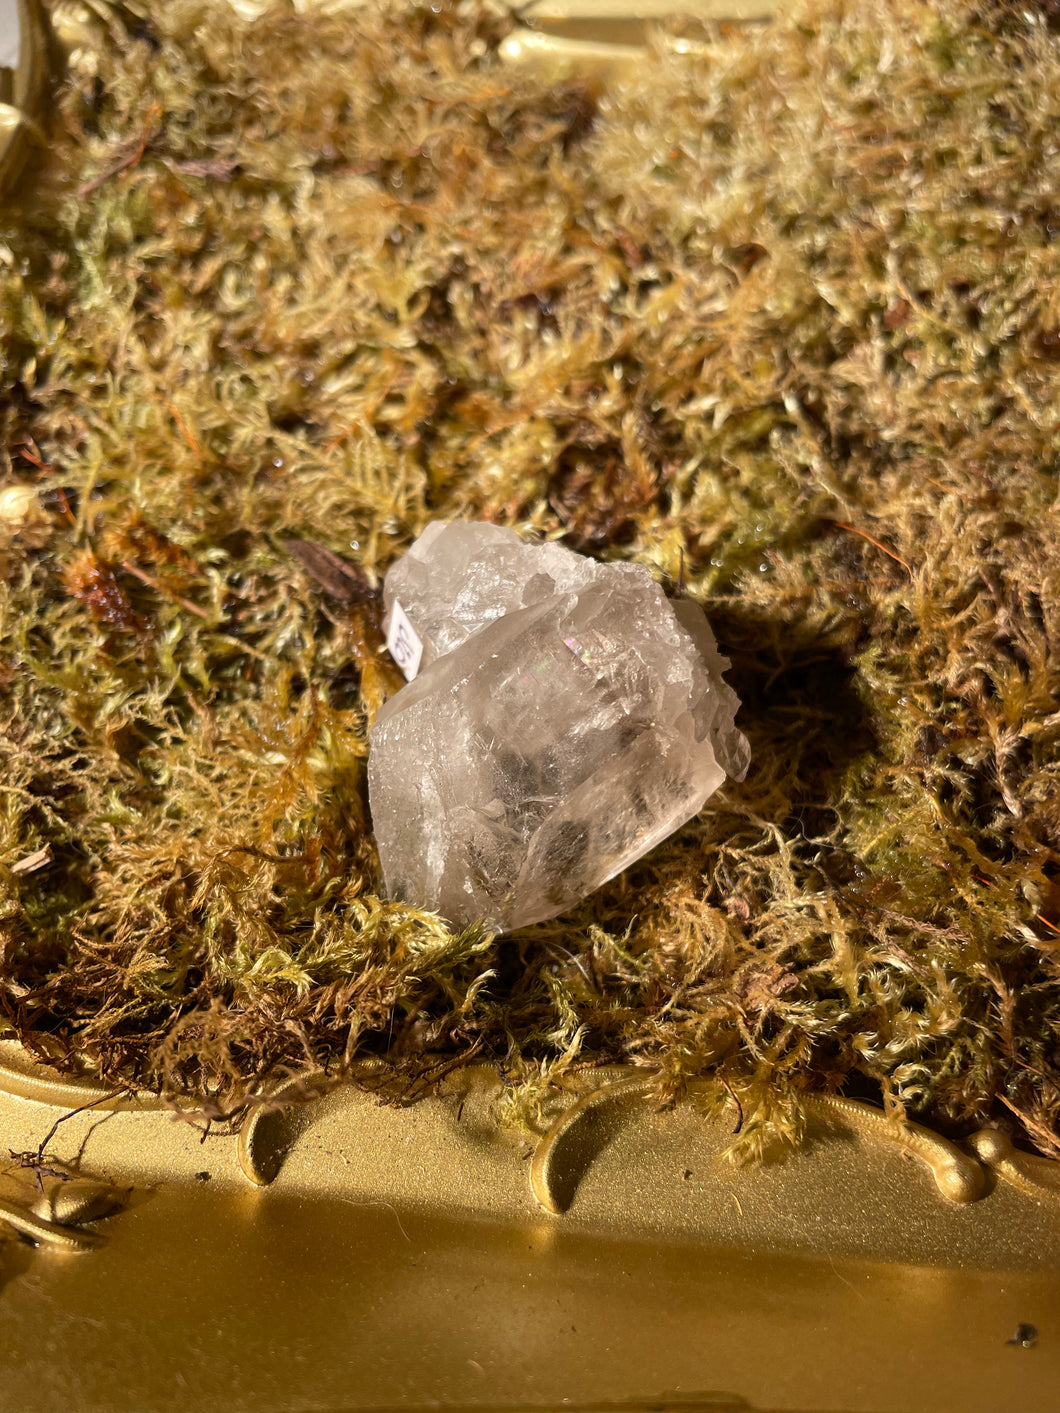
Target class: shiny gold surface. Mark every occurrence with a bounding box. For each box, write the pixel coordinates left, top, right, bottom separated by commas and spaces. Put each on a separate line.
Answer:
0, 0, 49, 196
2, 1041, 1059, 1413
528, 1073, 987, 1214
966, 1126, 1060, 1206
0, 1161, 126, 1250
499, 0, 774, 75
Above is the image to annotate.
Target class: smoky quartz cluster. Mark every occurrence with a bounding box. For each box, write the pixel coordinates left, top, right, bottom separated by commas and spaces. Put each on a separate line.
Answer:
368, 522, 749, 933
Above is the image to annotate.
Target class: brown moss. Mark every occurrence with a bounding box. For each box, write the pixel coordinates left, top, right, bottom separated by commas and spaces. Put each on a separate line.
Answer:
1, 0, 1059, 1156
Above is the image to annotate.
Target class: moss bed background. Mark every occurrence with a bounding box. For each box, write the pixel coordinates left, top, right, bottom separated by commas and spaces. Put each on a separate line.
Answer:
2, 0, 1060, 1156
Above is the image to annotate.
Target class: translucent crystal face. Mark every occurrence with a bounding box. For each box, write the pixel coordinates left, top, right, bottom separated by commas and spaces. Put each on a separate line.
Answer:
368, 523, 749, 933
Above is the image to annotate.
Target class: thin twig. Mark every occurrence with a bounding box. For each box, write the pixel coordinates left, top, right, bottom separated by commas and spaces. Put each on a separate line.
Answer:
8, 1089, 131, 1185
77, 104, 163, 199
120, 560, 212, 620
11, 846, 51, 876
164, 399, 204, 459
832, 520, 913, 578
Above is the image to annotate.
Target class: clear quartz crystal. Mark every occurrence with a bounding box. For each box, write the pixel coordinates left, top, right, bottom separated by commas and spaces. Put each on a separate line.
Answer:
368, 522, 750, 933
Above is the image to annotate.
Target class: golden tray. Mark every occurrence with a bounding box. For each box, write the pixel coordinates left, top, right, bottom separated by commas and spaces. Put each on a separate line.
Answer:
2, 5, 1059, 1411
2, 1038, 1059, 1413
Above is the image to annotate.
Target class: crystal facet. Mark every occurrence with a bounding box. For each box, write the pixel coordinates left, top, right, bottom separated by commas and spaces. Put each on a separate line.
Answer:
368, 523, 750, 933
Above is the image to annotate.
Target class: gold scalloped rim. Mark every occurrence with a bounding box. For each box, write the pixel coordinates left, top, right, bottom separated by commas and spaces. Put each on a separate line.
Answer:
0, 0, 51, 199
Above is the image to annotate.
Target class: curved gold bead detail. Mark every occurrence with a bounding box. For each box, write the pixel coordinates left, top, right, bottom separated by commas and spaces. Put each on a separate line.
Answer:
238, 1061, 417, 1188
528, 1075, 988, 1214
964, 1128, 1060, 1204
31, 1177, 128, 1228
0, 1195, 104, 1251
802, 1094, 985, 1204
0, 0, 51, 200
0, 1039, 161, 1111
238, 1069, 347, 1187
530, 1074, 655, 1215
237, 1108, 275, 1188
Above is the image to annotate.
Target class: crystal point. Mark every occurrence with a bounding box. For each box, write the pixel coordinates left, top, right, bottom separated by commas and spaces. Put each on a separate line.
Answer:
368, 523, 749, 933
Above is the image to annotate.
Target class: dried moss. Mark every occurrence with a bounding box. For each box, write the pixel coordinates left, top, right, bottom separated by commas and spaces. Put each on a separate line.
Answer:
2, 0, 1060, 1156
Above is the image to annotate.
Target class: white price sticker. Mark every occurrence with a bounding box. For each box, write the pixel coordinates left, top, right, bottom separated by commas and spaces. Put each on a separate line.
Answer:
385, 599, 424, 681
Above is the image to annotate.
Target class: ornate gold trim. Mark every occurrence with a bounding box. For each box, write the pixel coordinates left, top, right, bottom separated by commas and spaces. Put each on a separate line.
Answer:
966, 1127, 1060, 1205
0, 1194, 105, 1250
528, 1072, 986, 1213
0, 0, 50, 198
